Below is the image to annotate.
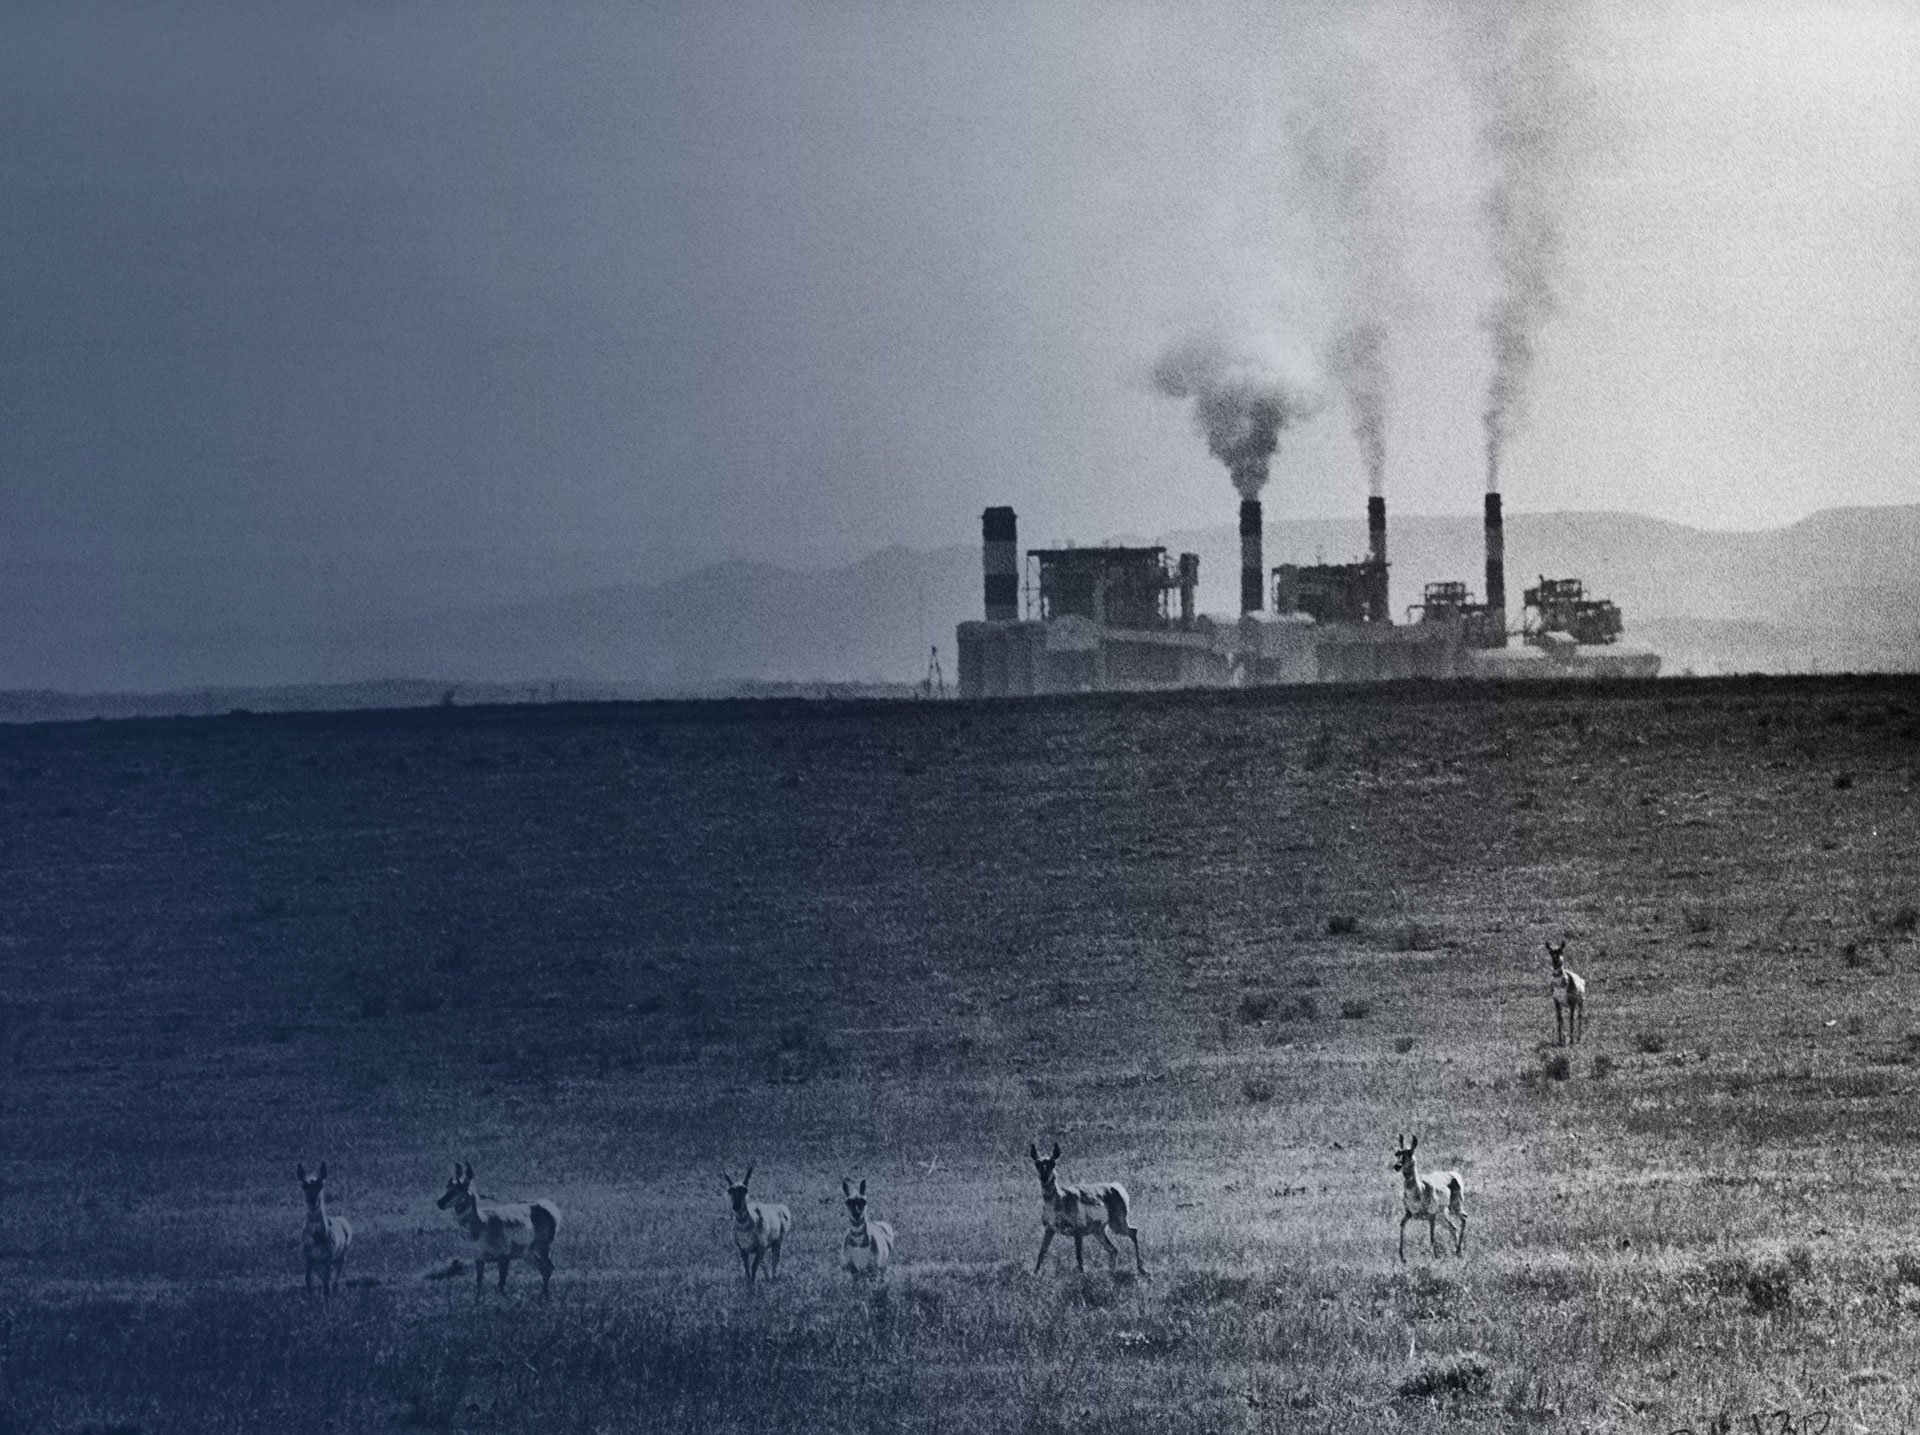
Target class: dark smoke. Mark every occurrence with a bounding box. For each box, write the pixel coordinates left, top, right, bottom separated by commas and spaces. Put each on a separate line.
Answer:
1463, 4, 1588, 493
1152, 333, 1321, 500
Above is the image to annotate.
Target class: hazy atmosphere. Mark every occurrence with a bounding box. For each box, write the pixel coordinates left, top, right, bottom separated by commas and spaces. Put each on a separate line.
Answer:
12, 9, 1920, 1431
3, 0, 1916, 691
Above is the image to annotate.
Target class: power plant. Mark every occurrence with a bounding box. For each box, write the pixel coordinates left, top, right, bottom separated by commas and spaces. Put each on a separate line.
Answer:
957, 490, 1659, 699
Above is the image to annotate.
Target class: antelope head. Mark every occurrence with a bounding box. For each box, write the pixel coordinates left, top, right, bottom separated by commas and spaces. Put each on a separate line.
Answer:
842, 1177, 868, 1226
1028, 1142, 1062, 1190
1545, 939, 1567, 974
436, 1162, 474, 1210
1391, 1133, 1418, 1176
297, 1162, 329, 1212
723, 1166, 754, 1216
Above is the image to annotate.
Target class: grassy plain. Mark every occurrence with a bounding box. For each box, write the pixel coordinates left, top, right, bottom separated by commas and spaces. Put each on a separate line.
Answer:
1, 676, 1918, 1433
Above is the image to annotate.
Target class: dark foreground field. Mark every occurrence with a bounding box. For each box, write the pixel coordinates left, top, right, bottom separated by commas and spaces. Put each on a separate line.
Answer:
3, 677, 1919, 1433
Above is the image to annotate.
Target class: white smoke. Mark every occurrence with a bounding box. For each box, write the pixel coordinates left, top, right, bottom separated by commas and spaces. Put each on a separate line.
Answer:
1151, 331, 1324, 500
1288, 70, 1409, 502
1459, 2, 1591, 492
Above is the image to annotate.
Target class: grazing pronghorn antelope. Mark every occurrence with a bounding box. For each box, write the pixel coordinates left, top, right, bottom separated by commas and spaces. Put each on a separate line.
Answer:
723, 1167, 791, 1282
435, 1162, 562, 1299
840, 1177, 894, 1279
1391, 1134, 1467, 1262
1547, 939, 1587, 1046
1028, 1142, 1146, 1276
296, 1162, 352, 1299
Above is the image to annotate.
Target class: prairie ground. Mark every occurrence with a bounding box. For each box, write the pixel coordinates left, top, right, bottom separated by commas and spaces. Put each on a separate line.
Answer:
1, 676, 1918, 1433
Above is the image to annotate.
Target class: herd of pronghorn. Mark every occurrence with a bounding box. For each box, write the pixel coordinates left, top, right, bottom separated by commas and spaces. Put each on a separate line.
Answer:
297, 941, 1590, 1300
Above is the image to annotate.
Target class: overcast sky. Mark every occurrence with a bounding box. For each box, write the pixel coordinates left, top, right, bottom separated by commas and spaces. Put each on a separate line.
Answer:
3, 0, 1915, 587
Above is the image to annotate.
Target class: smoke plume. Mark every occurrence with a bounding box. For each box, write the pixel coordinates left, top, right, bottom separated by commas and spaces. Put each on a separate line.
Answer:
1463, 4, 1589, 493
1327, 321, 1388, 498
1151, 332, 1322, 500
1289, 83, 1406, 503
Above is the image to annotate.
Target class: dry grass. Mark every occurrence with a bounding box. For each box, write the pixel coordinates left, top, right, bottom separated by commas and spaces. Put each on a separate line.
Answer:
2, 676, 1919, 1432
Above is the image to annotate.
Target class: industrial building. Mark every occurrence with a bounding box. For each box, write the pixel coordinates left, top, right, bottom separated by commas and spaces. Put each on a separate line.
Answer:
957, 492, 1658, 699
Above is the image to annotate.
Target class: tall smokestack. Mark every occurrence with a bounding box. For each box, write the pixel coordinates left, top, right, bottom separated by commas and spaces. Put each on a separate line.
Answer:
982, 506, 1018, 622
1240, 500, 1264, 614
1368, 495, 1389, 623
1483, 491, 1508, 647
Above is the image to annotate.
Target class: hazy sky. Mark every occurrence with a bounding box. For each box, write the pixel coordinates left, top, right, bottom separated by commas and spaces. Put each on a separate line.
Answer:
4, 0, 1915, 585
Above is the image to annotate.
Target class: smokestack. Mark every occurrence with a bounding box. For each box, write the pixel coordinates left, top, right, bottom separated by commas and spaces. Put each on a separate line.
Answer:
1368, 495, 1390, 624
1483, 491, 1507, 647
982, 506, 1018, 621
1239, 500, 1264, 614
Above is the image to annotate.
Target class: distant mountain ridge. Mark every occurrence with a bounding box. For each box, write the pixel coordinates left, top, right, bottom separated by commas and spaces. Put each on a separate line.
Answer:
4, 506, 1918, 701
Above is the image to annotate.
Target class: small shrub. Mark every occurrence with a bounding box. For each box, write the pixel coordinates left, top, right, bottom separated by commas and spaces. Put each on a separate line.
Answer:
770, 1021, 844, 1082
1327, 913, 1358, 936
1707, 1254, 1799, 1313
632, 992, 665, 1016
1279, 993, 1320, 1023
1396, 1351, 1495, 1400
398, 982, 444, 1017
1237, 992, 1277, 1024
1394, 1035, 1416, 1054
1845, 943, 1867, 968
1744, 1262, 1794, 1312
433, 944, 473, 975
1340, 999, 1372, 1020
1847, 1014, 1867, 1037
1892, 1252, 1920, 1288
1590, 1053, 1614, 1079
359, 991, 390, 1020
1543, 1052, 1571, 1081
235, 894, 290, 924
1636, 1030, 1667, 1055
1888, 905, 1920, 935
1833, 772, 1854, 790
1392, 923, 1433, 952
1682, 905, 1715, 934
1242, 1076, 1276, 1104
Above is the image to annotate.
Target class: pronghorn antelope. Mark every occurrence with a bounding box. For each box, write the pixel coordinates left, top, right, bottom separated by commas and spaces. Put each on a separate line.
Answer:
840, 1177, 894, 1279
296, 1162, 352, 1299
1028, 1142, 1146, 1276
1546, 939, 1587, 1045
435, 1162, 562, 1299
1391, 1134, 1466, 1262
723, 1167, 791, 1282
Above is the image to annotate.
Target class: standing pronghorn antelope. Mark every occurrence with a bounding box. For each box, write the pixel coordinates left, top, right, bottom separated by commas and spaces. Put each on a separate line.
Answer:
296, 1162, 352, 1299
840, 1177, 894, 1279
435, 1162, 562, 1300
1547, 939, 1586, 1046
1028, 1142, 1146, 1276
1391, 1134, 1467, 1262
723, 1167, 791, 1282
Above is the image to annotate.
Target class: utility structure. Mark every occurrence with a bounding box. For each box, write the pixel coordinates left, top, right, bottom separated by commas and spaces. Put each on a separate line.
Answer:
956, 510, 1222, 697
1523, 577, 1625, 648
919, 645, 947, 699
955, 478, 1656, 697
